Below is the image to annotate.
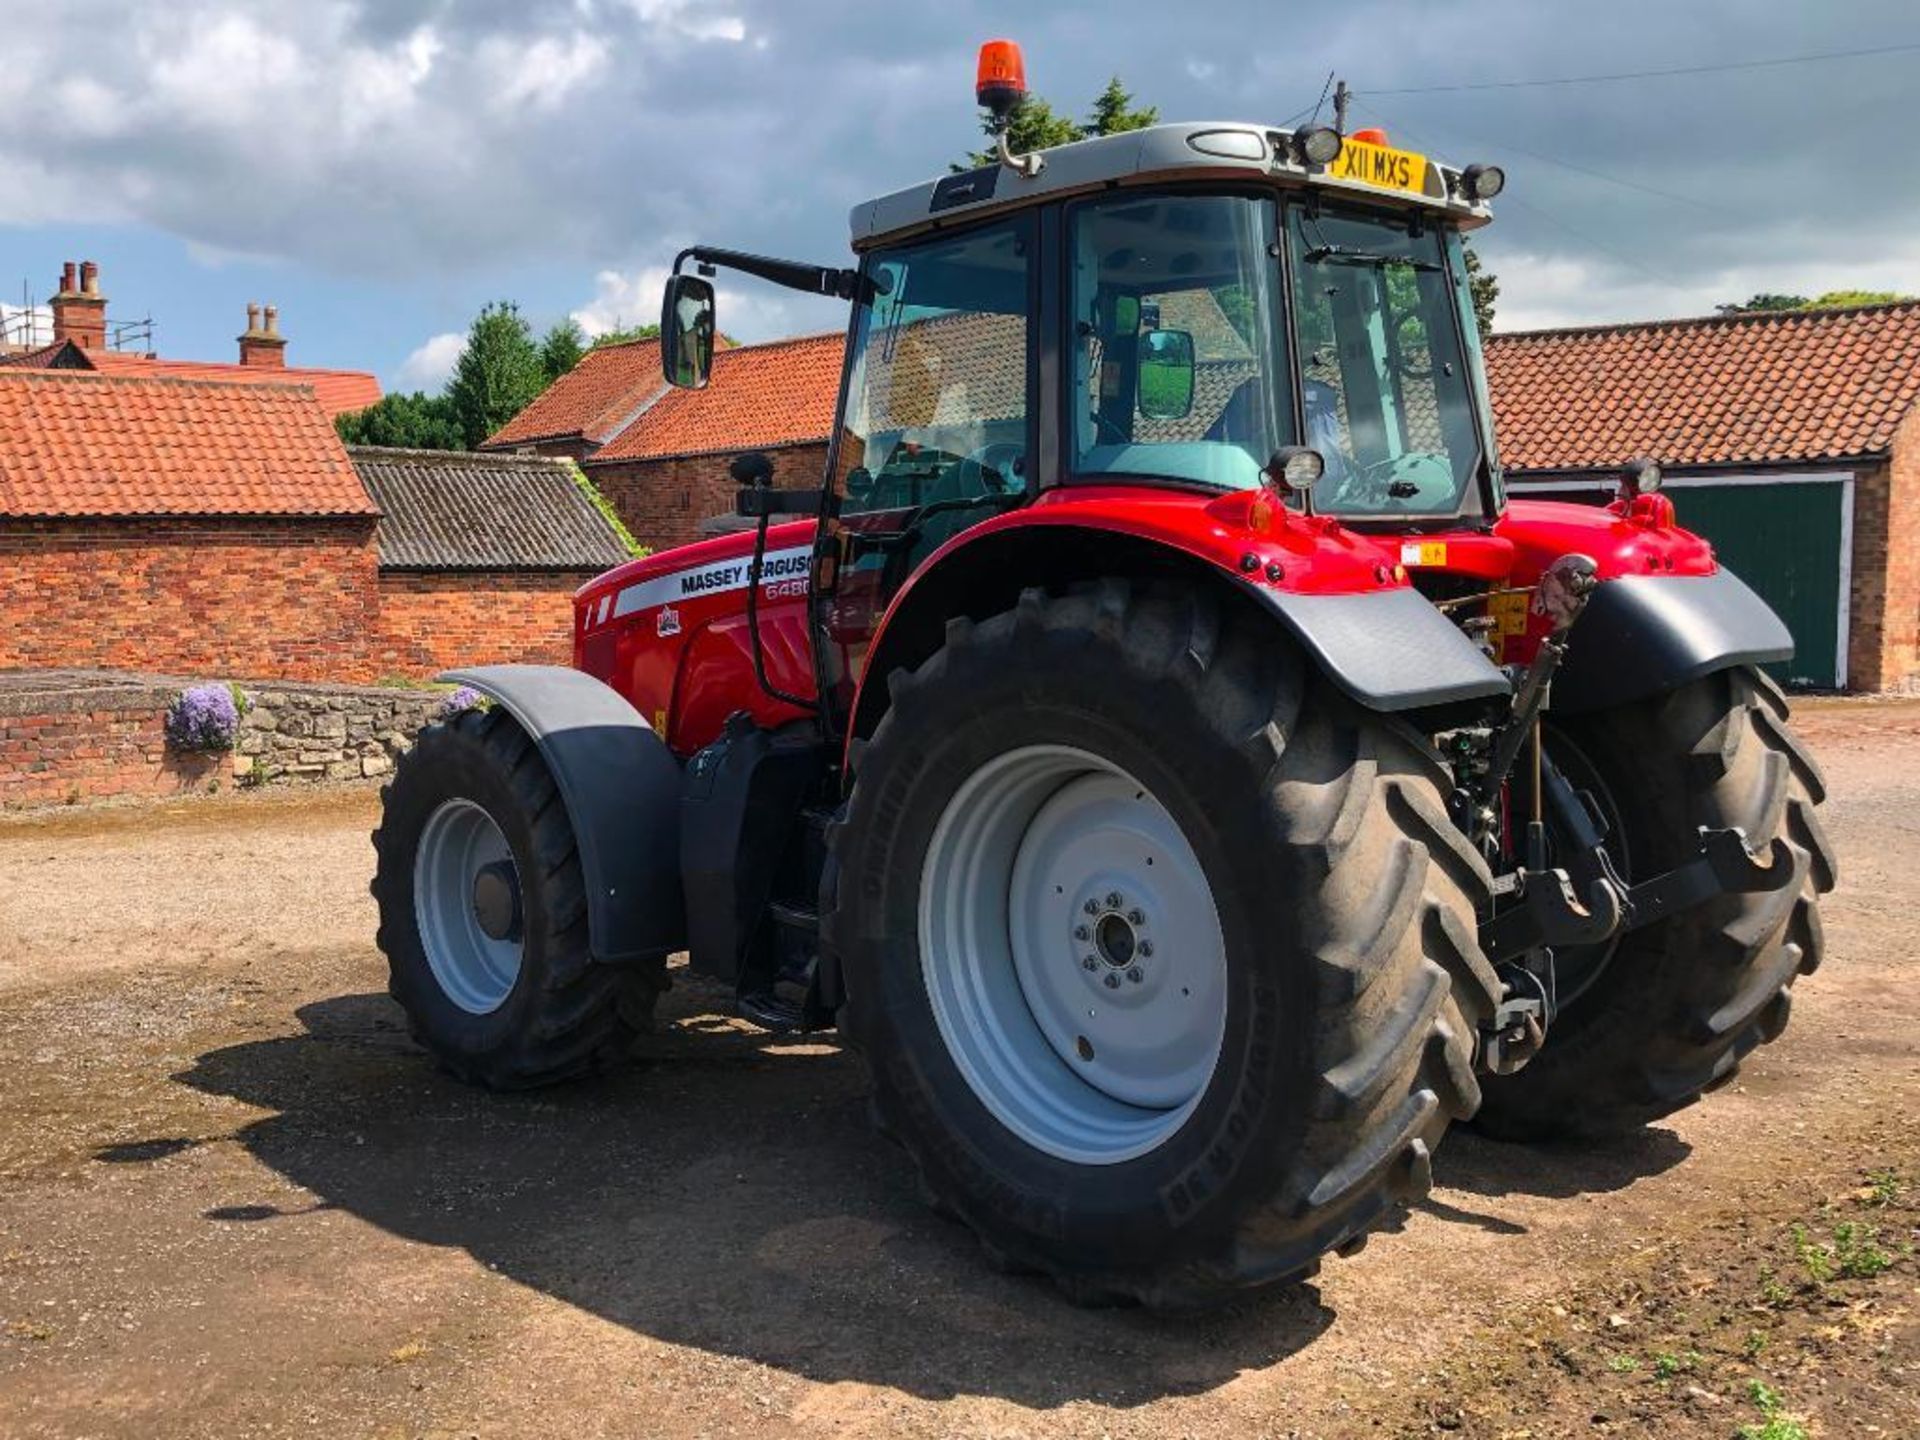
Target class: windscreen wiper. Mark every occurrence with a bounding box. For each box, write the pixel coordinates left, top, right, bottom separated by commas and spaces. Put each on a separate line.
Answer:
1303, 245, 1441, 272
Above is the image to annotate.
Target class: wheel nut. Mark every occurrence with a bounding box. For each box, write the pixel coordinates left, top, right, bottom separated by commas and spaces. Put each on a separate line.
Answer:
1084, 898, 1100, 915
1127, 966, 1143, 983
1106, 892, 1122, 908
1074, 925, 1090, 941
1127, 909, 1145, 925
1082, 956, 1098, 971
1103, 973, 1121, 989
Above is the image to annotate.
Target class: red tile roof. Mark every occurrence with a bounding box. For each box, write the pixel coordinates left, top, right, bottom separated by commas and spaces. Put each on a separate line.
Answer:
484, 338, 665, 449
0, 370, 377, 518
591, 332, 845, 462
81, 349, 382, 419
1488, 302, 1920, 473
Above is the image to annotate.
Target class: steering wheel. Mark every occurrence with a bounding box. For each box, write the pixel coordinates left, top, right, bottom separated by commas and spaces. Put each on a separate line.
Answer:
955, 442, 1025, 498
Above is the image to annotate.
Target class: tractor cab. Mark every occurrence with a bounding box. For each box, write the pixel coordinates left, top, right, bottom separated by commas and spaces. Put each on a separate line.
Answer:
658, 53, 1511, 732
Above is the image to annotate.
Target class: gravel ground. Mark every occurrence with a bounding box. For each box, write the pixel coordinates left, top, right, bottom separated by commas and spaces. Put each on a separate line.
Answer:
0, 698, 1915, 1439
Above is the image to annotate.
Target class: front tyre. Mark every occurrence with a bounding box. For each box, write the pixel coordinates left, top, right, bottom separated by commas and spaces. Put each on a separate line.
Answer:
1475, 667, 1836, 1140
832, 583, 1500, 1308
372, 707, 664, 1089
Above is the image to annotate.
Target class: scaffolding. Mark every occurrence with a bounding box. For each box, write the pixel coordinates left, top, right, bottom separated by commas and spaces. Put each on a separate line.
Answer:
0, 280, 154, 356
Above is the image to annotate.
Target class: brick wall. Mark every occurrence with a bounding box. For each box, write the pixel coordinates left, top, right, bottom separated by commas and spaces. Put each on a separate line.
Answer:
1851, 407, 1920, 691
0, 677, 214, 807
590, 442, 829, 551
371, 571, 596, 676
0, 517, 382, 683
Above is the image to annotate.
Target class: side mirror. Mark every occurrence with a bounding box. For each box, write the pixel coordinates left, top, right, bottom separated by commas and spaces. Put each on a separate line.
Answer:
661, 273, 717, 389
1137, 328, 1195, 420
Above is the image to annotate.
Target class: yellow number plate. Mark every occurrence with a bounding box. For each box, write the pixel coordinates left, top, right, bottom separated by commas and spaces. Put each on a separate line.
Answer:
1330, 139, 1428, 194
1399, 541, 1448, 567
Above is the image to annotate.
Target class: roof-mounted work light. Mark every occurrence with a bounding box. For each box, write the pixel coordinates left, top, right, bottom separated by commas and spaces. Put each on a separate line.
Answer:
1294, 125, 1343, 166
976, 39, 1045, 178
1458, 162, 1506, 202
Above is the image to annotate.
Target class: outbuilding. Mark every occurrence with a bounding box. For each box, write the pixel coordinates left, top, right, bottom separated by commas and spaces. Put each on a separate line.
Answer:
1489, 301, 1920, 691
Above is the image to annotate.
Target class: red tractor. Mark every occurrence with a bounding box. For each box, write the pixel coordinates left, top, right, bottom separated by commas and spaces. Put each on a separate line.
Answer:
373, 43, 1834, 1308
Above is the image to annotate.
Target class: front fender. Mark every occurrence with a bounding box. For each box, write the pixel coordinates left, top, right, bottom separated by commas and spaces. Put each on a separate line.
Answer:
1553, 568, 1793, 714
443, 664, 686, 964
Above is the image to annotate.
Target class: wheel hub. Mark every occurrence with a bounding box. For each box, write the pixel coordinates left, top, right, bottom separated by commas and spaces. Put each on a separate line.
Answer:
413, 798, 525, 1015
471, 859, 523, 943
918, 745, 1229, 1166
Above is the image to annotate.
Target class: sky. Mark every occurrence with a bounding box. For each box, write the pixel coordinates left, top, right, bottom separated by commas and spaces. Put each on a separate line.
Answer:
1, 0, 1915, 394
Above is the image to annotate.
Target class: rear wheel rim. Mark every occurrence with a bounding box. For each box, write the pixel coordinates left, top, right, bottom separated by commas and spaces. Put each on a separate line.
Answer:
919, 745, 1229, 1166
414, 798, 524, 1015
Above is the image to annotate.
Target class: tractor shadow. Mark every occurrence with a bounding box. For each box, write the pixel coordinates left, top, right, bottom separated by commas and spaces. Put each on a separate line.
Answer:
170, 988, 1335, 1409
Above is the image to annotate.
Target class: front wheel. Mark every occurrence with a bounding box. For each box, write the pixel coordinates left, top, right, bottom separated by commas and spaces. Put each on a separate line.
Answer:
830, 582, 1500, 1308
371, 706, 665, 1089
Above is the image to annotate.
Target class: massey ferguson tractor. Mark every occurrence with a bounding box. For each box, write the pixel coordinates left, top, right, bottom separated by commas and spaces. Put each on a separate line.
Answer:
373, 41, 1834, 1308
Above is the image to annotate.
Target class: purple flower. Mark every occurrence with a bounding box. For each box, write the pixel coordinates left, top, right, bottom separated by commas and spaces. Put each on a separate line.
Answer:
439, 686, 487, 720
166, 684, 242, 752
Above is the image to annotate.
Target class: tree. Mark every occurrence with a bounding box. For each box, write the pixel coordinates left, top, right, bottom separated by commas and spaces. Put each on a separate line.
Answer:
539, 318, 586, 383
1464, 243, 1498, 340
1717, 290, 1912, 315
446, 302, 546, 450
1085, 77, 1157, 137
590, 322, 660, 349
335, 391, 464, 451
960, 77, 1154, 170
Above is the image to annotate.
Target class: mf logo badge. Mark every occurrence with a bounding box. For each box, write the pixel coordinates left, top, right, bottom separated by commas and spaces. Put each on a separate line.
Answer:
656, 604, 682, 638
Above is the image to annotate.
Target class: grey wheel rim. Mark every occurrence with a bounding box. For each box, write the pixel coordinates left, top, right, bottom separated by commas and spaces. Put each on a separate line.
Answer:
414, 798, 524, 1015
918, 745, 1229, 1166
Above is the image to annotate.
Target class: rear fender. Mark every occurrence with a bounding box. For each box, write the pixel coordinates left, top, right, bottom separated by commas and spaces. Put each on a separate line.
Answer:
845, 506, 1509, 768
443, 665, 686, 964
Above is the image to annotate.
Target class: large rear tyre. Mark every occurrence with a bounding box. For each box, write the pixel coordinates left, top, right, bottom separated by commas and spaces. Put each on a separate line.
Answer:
831, 582, 1500, 1308
1475, 667, 1835, 1141
371, 706, 665, 1090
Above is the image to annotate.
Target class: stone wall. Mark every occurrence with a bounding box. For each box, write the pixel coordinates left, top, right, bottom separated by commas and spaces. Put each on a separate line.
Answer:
0, 670, 446, 809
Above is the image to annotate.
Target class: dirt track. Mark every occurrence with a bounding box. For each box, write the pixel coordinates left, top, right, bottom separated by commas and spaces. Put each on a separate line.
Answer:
1, 699, 1916, 1439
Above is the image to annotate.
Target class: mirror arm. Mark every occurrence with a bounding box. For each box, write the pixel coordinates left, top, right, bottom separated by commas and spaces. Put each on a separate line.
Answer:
675, 246, 868, 302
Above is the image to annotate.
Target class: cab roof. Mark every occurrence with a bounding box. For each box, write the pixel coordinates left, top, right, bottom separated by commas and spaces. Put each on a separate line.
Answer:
850, 121, 1493, 250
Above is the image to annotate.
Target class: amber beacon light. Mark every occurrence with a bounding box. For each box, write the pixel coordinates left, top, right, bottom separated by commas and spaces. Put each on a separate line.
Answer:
975, 39, 1028, 118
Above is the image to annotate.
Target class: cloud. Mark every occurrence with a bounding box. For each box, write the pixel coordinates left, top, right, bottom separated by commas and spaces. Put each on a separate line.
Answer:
393, 331, 465, 391
572, 266, 844, 345
1, 303, 54, 349
0, 0, 1913, 341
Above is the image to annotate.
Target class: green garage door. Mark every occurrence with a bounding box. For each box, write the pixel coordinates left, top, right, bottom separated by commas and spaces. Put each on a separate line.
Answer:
1518, 477, 1848, 688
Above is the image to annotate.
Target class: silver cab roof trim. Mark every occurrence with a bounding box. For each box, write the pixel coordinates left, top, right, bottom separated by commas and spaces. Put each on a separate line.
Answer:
848, 121, 1493, 249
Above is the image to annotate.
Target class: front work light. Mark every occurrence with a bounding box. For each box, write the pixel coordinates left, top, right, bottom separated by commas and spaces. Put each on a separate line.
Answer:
1621, 456, 1664, 498
1459, 163, 1506, 201
1266, 446, 1325, 493
1295, 125, 1343, 166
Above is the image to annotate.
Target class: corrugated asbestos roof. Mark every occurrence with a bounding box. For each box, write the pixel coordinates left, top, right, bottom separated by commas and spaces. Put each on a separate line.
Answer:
0, 370, 377, 518
350, 445, 634, 571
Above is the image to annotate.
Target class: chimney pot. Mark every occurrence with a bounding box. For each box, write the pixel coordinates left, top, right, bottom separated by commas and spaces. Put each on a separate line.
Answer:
264, 304, 279, 337
246, 302, 261, 332
60, 261, 77, 295
80, 261, 99, 297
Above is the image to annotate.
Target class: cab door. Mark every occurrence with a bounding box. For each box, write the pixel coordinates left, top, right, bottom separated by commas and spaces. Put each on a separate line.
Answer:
813, 213, 1038, 728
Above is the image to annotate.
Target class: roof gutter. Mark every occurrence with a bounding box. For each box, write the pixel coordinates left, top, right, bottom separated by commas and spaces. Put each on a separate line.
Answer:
1505, 452, 1891, 480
